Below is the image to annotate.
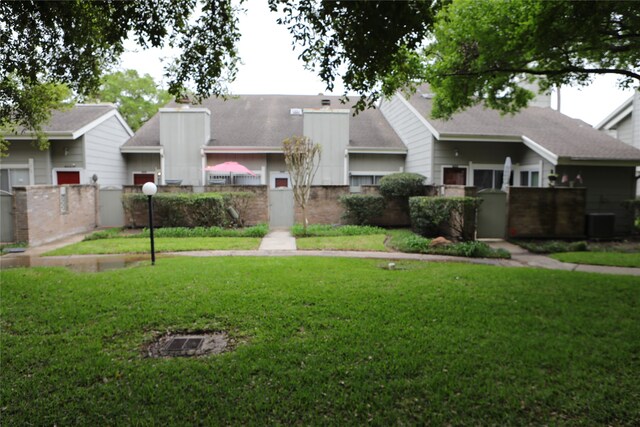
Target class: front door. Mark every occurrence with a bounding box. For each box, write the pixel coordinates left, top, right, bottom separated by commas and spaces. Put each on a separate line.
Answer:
443, 167, 467, 185
134, 173, 156, 185
56, 171, 80, 185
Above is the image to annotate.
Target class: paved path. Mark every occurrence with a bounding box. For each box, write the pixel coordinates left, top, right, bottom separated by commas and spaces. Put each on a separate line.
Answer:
2, 230, 639, 276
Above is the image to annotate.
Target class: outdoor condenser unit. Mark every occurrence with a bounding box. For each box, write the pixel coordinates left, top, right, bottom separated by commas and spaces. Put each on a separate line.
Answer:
585, 213, 615, 239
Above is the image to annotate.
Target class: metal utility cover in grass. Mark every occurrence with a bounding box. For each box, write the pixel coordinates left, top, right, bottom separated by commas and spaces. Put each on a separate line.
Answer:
146, 332, 230, 358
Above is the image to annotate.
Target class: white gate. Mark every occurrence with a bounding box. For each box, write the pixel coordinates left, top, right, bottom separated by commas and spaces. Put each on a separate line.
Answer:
99, 188, 125, 227
0, 191, 14, 242
269, 189, 294, 228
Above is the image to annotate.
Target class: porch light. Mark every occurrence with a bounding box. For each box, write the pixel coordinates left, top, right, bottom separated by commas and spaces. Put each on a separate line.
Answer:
142, 182, 158, 265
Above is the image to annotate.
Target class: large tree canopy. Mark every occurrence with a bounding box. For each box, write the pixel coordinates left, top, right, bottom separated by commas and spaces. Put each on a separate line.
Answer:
426, 0, 640, 118
2, 0, 639, 151
82, 70, 172, 131
0, 0, 240, 149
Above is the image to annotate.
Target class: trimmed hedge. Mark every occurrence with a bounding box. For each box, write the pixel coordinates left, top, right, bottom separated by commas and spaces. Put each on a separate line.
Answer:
379, 173, 426, 198
339, 194, 386, 225
409, 196, 481, 240
123, 193, 225, 227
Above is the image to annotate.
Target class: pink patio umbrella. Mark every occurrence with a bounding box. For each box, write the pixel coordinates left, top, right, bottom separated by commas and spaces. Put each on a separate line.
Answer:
205, 161, 256, 176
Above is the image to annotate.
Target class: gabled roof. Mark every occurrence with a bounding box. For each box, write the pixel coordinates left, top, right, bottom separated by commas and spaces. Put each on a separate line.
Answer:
403, 86, 640, 165
595, 95, 634, 130
123, 94, 405, 152
7, 104, 133, 140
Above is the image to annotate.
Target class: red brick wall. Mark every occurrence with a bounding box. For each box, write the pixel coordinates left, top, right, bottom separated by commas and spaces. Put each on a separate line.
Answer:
13, 185, 98, 246
294, 186, 350, 225
508, 187, 586, 238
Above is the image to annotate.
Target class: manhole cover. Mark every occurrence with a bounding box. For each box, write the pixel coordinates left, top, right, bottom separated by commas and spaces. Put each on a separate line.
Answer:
145, 332, 230, 358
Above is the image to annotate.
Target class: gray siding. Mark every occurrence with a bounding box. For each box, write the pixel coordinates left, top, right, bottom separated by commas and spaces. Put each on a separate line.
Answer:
267, 153, 287, 174
303, 110, 349, 185
349, 154, 405, 173
85, 116, 128, 186
125, 154, 161, 184
520, 148, 554, 186
2, 140, 51, 184
161, 109, 210, 185
379, 96, 432, 181
432, 140, 527, 184
615, 115, 633, 145
50, 138, 84, 170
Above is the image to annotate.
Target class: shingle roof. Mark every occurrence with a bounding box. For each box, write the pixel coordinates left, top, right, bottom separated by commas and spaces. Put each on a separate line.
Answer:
12, 104, 117, 135
123, 94, 405, 150
407, 86, 640, 162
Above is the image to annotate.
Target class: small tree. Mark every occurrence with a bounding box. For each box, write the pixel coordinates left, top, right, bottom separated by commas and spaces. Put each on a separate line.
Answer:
282, 136, 321, 235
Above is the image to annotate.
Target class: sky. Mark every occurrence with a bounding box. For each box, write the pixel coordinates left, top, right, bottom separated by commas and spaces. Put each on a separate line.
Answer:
119, 0, 635, 127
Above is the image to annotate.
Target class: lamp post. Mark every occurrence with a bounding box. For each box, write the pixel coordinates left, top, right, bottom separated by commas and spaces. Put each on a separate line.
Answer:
142, 182, 158, 265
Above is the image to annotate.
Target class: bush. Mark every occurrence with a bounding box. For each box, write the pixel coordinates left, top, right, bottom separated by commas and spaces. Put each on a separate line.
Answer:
514, 240, 589, 254
123, 193, 226, 227
135, 224, 269, 238
339, 194, 386, 225
386, 229, 509, 258
409, 196, 481, 240
291, 224, 385, 237
378, 173, 426, 198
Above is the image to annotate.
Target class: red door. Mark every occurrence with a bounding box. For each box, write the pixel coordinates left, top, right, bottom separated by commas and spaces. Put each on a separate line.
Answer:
443, 167, 467, 185
134, 173, 155, 185
56, 171, 80, 185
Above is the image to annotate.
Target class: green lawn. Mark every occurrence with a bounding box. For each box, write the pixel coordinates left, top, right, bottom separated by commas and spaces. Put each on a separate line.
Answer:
296, 234, 388, 251
44, 237, 261, 256
550, 251, 640, 268
2, 257, 639, 425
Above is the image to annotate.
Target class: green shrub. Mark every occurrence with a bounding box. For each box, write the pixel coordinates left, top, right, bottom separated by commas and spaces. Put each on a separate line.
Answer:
339, 194, 386, 225
134, 224, 269, 238
378, 173, 426, 198
82, 228, 122, 241
386, 229, 509, 258
291, 224, 385, 237
409, 196, 481, 240
123, 193, 226, 227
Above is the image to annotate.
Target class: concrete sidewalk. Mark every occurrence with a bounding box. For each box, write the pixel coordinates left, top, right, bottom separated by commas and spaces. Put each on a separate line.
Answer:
2, 230, 639, 276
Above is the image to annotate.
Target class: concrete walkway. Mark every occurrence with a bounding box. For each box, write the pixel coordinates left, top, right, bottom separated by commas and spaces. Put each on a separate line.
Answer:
258, 229, 297, 251
2, 230, 639, 276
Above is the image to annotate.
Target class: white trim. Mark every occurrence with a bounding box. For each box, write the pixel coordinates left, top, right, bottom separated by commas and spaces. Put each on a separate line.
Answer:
521, 135, 559, 165
515, 164, 542, 187
160, 150, 165, 185
0, 162, 30, 169
349, 171, 398, 176
203, 146, 283, 154
595, 96, 633, 130
201, 148, 206, 186
159, 107, 211, 115
347, 147, 408, 154
52, 167, 84, 185
120, 146, 163, 154
28, 158, 35, 184
344, 149, 349, 185
395, 93, 441, 138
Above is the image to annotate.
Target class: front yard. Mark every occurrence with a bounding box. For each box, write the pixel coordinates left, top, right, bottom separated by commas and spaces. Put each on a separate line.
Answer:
2, 257, 639, 425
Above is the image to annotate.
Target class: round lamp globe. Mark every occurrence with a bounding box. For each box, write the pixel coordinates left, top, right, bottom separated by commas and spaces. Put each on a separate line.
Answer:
142, 182, 158, 196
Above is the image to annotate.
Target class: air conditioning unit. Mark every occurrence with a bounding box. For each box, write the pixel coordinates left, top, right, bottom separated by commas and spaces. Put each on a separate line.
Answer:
586, 213, 615, 239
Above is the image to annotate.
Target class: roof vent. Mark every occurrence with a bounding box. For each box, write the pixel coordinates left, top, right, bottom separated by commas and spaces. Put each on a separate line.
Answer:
321, 99, 331, 106
420, 93, 434, 99
290, 108, 303, 116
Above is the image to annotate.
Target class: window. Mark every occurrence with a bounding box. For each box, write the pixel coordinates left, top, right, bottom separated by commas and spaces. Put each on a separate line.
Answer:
519, 170, 540, 187
275, 177, 289, 188
349, 175, 384, 192
473, 169, 513, 190
0, 168, 30, 192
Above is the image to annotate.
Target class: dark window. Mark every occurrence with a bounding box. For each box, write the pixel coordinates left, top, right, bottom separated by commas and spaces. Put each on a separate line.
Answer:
275, 177, 288, 188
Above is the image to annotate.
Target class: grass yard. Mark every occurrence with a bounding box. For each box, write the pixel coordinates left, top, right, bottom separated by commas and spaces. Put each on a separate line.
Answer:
296, 234, 388, 251
550, 251, 640, 268
44, 237, 261, 256
2, 257, 639, 425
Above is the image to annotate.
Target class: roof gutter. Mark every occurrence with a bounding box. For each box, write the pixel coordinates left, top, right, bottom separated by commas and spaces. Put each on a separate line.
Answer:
120, 146, 163, 154
347, 147, 407, 154
521, 135, 559, 165
202, 146, 284, 154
